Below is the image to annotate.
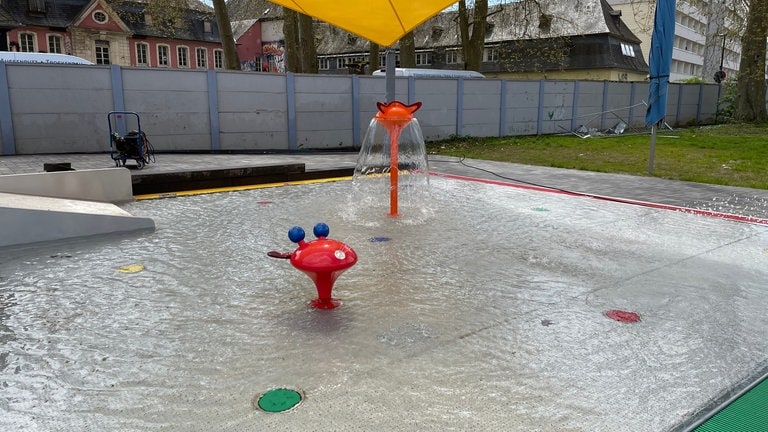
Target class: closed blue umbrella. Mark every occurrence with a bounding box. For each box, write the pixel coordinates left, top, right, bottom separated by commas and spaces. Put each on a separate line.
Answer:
646, 0, 677, 174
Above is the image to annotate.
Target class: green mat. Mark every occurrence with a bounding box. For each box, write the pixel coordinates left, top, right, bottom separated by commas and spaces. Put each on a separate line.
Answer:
694, 376, 768, 431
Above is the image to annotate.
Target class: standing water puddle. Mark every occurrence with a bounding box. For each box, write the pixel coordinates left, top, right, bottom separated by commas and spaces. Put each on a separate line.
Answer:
1, 177, 768, 431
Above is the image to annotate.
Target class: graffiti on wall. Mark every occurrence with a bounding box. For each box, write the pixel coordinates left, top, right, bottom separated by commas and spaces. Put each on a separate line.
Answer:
262, 41, 285, 73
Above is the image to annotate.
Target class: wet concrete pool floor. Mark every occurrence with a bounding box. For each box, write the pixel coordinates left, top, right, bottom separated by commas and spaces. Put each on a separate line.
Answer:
2, 160, 768, 431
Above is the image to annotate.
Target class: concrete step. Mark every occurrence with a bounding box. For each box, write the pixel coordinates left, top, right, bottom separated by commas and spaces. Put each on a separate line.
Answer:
130, 163, 354, 194
0, 192, 155, 248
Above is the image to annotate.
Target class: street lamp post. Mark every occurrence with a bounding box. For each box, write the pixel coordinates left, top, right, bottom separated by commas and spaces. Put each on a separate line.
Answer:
715, 34, 726, 123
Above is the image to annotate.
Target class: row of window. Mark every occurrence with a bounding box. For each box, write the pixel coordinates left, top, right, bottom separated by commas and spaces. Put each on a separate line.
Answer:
673, 35, 705, 56
14, 31, 222, 69
620, 42, 636, 57
671, 59, 702, 76
675, 11, 707, 35
17, 32, 65, 53
134, 42, 223, 69
317, 47, 499, 70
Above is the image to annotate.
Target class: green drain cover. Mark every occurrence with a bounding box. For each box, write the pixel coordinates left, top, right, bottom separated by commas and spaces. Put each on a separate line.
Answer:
256, 388, 303, 413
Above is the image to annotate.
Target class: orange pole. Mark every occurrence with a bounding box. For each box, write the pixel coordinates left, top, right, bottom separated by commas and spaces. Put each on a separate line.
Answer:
388, 128, 399, 217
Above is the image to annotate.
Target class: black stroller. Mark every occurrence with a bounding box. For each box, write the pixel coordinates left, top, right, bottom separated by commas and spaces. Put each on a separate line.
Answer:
108, 111, 156, 169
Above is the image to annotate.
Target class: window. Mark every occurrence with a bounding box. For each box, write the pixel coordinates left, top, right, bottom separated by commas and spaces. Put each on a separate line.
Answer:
95, 40, 110, 64
415, 52, 432, 65
620, 43, 635, 57
336, 57, 347, 69
243, 56, 262, 71
446, 50, 461, 64
157, 44, 170, 67
318, 57, 330, 70
93, 11, 108, 24
20, 33, 35, 52
196, 48, 207, 68
136, 42, 149, 66
47, 34, 63, 54
27, 0, 45, 13
539, 14, 553, 33
177, 46, 189, 68
378, 53, 399, 67
214, 49, 223, 69
483, 47, 499, 62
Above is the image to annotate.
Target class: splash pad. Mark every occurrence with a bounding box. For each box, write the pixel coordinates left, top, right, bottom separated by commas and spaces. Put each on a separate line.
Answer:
3, 174, 768, 430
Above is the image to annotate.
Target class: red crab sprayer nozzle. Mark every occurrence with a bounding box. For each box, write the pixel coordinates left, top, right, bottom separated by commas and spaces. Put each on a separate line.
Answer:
284, 223, 358, 309
374, 101, 422, 217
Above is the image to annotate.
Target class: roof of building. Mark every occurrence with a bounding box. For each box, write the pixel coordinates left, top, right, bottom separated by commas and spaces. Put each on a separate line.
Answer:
0, 3, 21, 29
314, 0, 640, 52
117, 1, 220, 42
3, 0, 220, 42
310, 0, 647, 73
226, 0, 282, 21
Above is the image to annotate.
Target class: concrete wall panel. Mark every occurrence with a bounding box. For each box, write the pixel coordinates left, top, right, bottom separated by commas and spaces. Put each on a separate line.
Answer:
6, 64, 110, 89
121, 69, 208, 91
219, 111, 287, 133
219, 131, 289, 151
218, 91, 286, 112
14, 113, 107, 153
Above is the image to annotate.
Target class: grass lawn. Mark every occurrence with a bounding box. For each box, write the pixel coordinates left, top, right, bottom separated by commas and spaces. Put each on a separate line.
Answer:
426, 123, 768, 190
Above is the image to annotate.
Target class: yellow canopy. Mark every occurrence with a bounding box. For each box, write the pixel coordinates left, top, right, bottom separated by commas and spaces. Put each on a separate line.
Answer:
268, 0, 458, 47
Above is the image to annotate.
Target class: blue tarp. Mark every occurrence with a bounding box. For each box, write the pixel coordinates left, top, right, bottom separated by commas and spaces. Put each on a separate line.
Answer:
645, 0, 677, 126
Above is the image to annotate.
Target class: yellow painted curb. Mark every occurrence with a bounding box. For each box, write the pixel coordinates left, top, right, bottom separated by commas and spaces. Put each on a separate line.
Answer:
134, 176, 353, 200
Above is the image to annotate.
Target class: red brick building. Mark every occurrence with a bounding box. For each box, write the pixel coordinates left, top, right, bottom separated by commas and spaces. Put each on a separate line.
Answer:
0, 0, 225, 69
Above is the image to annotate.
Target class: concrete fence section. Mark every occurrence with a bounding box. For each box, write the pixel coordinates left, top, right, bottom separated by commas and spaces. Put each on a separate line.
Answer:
0, 63, 733, 155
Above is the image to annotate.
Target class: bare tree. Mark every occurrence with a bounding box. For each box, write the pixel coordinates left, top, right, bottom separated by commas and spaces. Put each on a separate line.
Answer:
298, 13, 318, 73
369, 43, 380, 73
281, 7, 319, 73
458, 0, 488, 71
399, 32, 416, 67
212, 0, 240, 69
283, 7, 301, 73
735, 0, 768, 121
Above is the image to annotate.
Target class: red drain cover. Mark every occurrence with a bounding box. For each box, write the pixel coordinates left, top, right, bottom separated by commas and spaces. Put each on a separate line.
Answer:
605, 309, 641, 323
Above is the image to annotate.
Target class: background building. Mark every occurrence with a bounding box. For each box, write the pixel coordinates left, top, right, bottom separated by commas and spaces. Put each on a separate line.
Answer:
230, 0, 649, 81
0, 0, 225, 69
608, 0, 742, 82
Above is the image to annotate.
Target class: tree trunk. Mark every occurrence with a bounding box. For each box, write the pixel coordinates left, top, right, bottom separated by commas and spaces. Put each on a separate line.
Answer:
283, 8, 301, 73
298, 13, 317, 73
467, 0, 488, 71
212, 0, 240, 70
458, 0, 488, 71
369, 43, 380, 74
735, 0, 768, 122
399, 32, 415, 67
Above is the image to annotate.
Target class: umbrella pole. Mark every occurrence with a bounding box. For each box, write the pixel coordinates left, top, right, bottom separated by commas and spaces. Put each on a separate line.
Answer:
648, 123, 657, 175
385, 49, 395, 102
385, 48, 398, 216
